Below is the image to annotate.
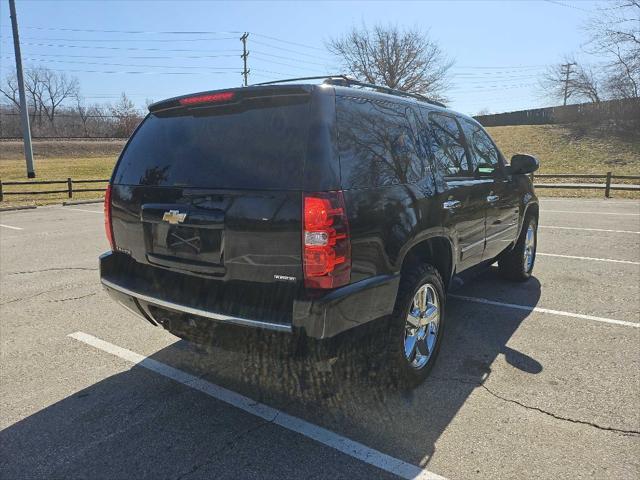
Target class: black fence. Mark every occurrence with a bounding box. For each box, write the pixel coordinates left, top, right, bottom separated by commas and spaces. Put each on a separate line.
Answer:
475, 99, 640, 127
532, 172, 640, 197
1, 174, 638, 202
0, 178, 109, 202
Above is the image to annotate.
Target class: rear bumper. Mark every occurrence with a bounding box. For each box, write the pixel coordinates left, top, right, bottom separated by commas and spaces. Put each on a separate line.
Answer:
100, 252, 399, 340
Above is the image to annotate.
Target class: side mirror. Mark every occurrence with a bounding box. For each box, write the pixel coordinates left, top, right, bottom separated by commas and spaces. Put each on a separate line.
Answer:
508, 154, 539, 175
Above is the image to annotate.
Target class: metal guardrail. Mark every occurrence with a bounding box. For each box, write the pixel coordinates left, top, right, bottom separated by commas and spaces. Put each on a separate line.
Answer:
532, 172, 640, 198
0, 178, 109, 201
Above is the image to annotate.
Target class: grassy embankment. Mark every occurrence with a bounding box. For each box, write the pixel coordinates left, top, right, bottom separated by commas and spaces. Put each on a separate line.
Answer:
1, 125, 639, 207
0, 140, 123, 207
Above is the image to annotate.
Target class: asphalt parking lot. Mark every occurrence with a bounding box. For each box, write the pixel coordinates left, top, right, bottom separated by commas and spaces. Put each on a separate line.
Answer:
1, 197, 638, 480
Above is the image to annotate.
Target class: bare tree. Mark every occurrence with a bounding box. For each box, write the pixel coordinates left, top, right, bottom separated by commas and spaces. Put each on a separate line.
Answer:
585, 1, 639, 99
110, 92, 142, 137
1, 67, 80, 128
32, 67, 80, 126
0, 75, 20, 109
327, 24, 453, 102
540, 58, 602, 104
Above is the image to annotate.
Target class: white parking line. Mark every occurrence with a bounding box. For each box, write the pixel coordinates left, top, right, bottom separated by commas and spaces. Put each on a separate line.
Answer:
450, 295, 639, 328
0, 223, 23, 230
540, 198, 639, 205
537, 252, 640, 265
542, 210, 640, 216
66, 208, 102, 214
68, 331, 447, 480
540, 225, 640, 234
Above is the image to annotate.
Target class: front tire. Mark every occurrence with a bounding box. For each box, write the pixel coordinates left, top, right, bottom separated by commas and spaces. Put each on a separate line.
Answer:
498, 214, 538, 282
386, 263, 446, 387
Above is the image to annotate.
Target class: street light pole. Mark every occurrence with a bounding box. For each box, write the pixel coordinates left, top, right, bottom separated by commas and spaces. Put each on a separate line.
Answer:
8, 0, 35, 178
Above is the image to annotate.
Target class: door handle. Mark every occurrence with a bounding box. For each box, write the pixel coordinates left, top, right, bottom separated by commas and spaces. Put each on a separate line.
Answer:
443, 199, 462, 210
487, 194, 499, 203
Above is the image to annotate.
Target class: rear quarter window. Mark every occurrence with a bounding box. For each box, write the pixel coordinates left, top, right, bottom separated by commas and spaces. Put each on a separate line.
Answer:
336, 96, 424, 189
113, 95, 310, 190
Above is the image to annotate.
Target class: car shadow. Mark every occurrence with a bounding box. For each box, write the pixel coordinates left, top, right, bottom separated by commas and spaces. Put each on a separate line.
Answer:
1, 267, 542, 478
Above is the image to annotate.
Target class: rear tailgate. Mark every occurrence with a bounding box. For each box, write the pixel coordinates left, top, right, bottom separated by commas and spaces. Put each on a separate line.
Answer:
109, 89, 316, 303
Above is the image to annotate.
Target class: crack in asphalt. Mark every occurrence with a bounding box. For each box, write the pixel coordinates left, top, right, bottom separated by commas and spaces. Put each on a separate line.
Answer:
0, 287, 66, 306
49, 292, 97, 303
433, 376, 640, 436
1, 279, 96, 306
6, 267, 98, 275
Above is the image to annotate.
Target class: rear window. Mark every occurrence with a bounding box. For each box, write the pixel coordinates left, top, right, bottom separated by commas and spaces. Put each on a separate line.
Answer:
113, 95, 310, 189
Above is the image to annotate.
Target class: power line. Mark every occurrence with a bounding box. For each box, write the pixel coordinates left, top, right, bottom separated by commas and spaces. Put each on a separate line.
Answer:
1, 52, 240, 60
0, 35, 238, 43
251, 56, 330, 74
4, 57, 241, 71
0, 24, 244, 35
250, 32, 327, 52
0, 39, 237, 53
543, 0, 593, 13
250, 39, 333, 61
252, 50, 333, 67
0, 66, 237, 75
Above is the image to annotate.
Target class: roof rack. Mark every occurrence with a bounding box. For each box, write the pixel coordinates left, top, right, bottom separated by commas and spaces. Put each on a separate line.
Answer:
251, 74, 446, 108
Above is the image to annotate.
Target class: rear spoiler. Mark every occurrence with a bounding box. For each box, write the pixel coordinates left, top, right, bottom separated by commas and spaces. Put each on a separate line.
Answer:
148, 85, 314, 114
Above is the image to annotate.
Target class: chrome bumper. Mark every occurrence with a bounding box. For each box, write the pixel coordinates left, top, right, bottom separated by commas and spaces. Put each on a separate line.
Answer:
101, 277, 293, 333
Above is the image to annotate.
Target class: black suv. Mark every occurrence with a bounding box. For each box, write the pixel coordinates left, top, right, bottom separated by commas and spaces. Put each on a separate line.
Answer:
100, 77, 539, 386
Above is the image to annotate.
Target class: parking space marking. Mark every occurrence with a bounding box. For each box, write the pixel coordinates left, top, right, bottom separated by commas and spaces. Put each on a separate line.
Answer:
540, 198, 640, 204
0, 223, 23, 230
66, 208, 103, 214
542, 210, 640, 216
537, 252, 640, 265
68, 331, 447, 480
450, 295, 639, 328
540, 225, 640, 234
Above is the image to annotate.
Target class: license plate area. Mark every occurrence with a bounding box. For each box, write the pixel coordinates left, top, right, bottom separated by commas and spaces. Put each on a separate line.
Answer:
141, 204, 225, 272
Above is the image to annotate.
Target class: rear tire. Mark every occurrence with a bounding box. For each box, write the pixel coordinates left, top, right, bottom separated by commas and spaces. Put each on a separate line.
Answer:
385, 263, 446, 388
498, 214, 538, 282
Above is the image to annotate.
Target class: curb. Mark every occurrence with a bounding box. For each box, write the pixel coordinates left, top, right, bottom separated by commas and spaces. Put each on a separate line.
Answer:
0, 205, 37, 212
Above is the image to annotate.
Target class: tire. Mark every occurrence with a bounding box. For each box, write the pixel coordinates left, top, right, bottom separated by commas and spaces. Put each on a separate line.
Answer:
498, 214, 538, 282
385, 263, 446, 388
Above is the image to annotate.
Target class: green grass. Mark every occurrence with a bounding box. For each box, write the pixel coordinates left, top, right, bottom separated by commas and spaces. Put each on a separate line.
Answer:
0, 156, 115, 207
486, 125, 640, 175
486, 125, 639, 198
1, 125, 638, 206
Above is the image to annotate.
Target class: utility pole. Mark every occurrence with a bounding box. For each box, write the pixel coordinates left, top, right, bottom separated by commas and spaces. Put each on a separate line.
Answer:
8, 0, 35, 178
560, 62, 576, 106
240, 32, 250, 87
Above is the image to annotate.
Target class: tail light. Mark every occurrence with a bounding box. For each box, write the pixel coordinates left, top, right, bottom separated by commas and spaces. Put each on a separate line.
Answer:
303, 191, 351, 289
178, 91, 235, 106
104, 184, 115, 250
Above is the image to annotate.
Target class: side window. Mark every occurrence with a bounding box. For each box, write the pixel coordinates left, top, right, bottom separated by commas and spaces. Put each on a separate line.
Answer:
337, 96, 424, 188
428, 113, 471, 177
461, 119, 501, 175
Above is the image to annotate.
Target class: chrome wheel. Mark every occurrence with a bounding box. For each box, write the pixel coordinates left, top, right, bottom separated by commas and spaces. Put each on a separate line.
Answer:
404, 283, 440, 369
523, 223, 536, 273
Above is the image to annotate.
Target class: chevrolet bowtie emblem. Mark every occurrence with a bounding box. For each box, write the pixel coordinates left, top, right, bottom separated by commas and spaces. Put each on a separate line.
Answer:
162, 210, 187, 224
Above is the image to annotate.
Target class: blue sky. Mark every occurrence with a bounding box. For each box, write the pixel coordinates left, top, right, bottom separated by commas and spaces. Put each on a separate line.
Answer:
1, 0, 602, 115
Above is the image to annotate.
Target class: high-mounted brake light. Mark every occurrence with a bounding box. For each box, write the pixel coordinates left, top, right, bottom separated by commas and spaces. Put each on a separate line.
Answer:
303, 191, 351, 289
104, 184, 115, 251
179, 91, 235, 106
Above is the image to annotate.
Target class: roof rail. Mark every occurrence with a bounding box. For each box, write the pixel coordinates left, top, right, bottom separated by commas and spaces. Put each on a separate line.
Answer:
252, 75, 351, 86
250, 75, 446, 108
324, 77, 446, 108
